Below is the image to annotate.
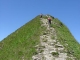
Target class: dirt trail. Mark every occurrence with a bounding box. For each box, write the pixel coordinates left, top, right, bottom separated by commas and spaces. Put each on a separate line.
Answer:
32, 18, 75, 60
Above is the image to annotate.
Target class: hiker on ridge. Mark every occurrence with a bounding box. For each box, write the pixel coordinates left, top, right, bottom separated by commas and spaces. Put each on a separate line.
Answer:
40, 13, 43, 18
47, 16, 52, 25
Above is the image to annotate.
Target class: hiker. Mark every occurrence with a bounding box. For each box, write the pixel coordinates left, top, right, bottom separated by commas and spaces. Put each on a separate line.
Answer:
47, 16, 52, 25
40, 13, 43, 18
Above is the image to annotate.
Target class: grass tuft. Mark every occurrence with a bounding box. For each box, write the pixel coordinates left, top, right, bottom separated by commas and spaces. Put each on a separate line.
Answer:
51, 52, 59, 57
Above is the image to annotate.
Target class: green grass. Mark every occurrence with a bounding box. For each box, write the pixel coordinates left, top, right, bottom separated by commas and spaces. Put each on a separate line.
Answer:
51, 52, 59, 57
51, 36, 55, 39
0, 16, 45, 60
51, 18, 80, 59
0, 15, 80, 60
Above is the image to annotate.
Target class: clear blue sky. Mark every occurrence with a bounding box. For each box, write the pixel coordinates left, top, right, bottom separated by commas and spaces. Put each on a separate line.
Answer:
0, 0, 80, 43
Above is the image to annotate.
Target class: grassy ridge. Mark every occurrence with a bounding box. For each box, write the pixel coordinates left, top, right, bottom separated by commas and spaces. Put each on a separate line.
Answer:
51, 17, 80, 59
0, 15, 80, 60
0, 16, 43, 60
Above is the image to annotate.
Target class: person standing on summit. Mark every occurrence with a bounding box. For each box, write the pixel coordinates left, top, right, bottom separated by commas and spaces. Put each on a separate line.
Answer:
40, 13, 43, 18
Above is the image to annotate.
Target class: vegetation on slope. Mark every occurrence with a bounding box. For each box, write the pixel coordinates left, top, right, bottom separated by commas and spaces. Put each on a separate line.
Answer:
51, 17, 80, 59
0, 15, 80, 60
0, 16, 44, 60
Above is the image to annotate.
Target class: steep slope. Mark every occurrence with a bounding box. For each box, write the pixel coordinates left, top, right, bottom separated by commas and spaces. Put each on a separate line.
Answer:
51, 17, 80, 59
32, 17, 80, 60
32, 18, 68, 60
0, 16, 43, 60
0, 15, 80, 60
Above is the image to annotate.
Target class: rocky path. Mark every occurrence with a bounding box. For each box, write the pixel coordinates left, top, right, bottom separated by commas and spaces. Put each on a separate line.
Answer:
32, 18, 75, 60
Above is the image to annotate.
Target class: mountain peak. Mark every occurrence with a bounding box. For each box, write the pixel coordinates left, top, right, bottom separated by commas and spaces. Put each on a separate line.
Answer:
0, 15, 80, 60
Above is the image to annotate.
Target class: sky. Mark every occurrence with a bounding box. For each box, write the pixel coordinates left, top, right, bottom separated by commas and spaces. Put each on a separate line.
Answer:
0, 0, 80, 43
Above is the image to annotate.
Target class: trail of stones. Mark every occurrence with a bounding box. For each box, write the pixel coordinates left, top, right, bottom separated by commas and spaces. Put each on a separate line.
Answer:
32, 18, 75, 60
